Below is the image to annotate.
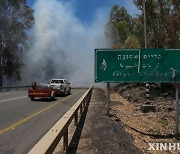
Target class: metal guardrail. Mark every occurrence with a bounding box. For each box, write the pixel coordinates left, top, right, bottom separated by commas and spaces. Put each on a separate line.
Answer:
0, 86, 31, 91
0, 86, 89, 92
28, 86, 93, 154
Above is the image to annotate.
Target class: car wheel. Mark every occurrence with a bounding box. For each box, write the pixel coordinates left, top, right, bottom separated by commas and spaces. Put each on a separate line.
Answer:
30, 97, 35, 101
51, 95, 55, 101
51, 91, 56, 100
68, 88, 71, 95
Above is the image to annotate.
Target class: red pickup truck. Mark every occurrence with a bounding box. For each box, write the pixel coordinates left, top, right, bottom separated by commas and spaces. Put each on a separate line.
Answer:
28, 82, 56, 101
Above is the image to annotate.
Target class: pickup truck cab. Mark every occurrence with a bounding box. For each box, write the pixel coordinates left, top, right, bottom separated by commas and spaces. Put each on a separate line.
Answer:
50, 79, 71, 95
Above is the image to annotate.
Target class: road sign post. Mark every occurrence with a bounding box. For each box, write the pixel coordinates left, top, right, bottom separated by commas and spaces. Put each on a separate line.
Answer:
107, 82, 110, 116
175, 84, 179, 139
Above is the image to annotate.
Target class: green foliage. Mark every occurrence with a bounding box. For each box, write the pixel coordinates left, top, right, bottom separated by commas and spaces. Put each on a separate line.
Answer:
106, 5, 131, 44
0, 0, 34, 86
110, 5, 132, 24
132, 19, 144, 47
123, 35, 141, 48
106, 1, 179, 49
116, 21, 128, 44
105, 5, 143, 48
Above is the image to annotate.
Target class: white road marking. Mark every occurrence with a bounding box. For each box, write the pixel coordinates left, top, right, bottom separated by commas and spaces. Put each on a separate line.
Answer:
0, 96, 27, 103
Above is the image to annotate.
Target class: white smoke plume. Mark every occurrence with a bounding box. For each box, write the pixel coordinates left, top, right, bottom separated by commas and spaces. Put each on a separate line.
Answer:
21, 0, 111, 86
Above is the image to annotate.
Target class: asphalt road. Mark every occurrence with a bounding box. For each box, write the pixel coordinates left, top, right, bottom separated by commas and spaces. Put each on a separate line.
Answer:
0, 88, 87, 154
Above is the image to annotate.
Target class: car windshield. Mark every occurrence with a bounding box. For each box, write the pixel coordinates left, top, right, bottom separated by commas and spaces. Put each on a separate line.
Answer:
51, 80, 63, 84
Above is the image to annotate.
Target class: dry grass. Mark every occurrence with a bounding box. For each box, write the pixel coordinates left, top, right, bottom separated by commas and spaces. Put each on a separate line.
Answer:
110, 90, 179, 154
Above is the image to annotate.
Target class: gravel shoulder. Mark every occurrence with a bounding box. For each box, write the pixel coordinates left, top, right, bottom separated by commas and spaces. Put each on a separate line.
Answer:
56, 88, 142, 154
74, 88, 141, 154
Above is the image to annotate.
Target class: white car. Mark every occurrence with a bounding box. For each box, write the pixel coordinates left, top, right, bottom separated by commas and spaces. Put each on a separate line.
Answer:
50, 79, 71, 95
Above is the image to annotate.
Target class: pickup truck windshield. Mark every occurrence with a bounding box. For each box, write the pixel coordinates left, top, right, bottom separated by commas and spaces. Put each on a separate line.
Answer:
51, 80, 64, 83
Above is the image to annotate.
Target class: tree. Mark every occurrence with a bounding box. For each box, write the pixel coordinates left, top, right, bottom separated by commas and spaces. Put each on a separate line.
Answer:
133, 0, 180, 91
0, 0, 34, 86
133, 0, 180, 48
105, 5, 144, 48
105, 5, 134, 48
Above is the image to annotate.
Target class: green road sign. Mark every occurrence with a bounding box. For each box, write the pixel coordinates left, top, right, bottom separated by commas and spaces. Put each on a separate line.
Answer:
95, 48, 180, 83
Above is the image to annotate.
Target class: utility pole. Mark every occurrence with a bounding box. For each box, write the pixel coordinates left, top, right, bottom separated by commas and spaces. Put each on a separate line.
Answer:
175, 84, 179, 139
141, 0, 156, 112
143, 0, 150, 104
143, 0, 147, 49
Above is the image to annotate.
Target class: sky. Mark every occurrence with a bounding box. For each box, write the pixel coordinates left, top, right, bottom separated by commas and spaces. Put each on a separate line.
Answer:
27, 0, 140, 24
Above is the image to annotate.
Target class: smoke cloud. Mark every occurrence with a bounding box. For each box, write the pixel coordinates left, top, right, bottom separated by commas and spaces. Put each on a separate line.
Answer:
21, 0, 110, 86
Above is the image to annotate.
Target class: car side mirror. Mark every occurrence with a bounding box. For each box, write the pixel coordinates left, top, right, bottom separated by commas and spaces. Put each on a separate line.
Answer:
69, 82, 71, 84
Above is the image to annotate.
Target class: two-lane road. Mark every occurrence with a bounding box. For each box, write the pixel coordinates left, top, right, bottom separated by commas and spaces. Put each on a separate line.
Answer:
0, 88, 87, 154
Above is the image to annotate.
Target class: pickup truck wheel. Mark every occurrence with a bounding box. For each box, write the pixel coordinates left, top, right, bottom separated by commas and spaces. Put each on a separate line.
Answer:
63, 89, 66, 96
68, 88, 71, 95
